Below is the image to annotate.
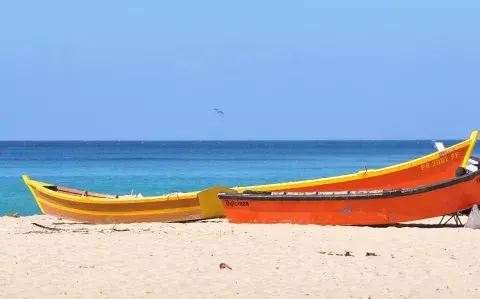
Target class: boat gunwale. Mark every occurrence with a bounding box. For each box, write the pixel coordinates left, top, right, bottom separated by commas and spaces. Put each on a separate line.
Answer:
218, 169, 480, 201
234, 130, 478, 192
22, 130, 479, 204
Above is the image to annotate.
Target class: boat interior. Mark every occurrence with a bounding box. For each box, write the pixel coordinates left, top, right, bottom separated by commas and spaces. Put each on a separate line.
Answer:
43, 185, 120, 199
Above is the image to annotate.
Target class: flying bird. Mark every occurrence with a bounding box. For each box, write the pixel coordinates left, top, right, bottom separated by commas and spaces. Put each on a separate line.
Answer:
214, 108, 224, 115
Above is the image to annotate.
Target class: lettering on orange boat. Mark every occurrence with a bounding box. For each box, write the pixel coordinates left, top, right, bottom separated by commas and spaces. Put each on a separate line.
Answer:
431, 156, 448, 167
420, 163, 430, 171
439, 148, 455, 156
225, 200, 250, 207
450, 151, 459, 160
420, 150, 460, 171
341, 205, 352, 214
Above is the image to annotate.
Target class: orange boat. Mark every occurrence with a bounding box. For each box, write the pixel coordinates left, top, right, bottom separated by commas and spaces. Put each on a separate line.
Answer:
232, 130, 479, 193
217, 167, 480, 225
22, 130, 478, 224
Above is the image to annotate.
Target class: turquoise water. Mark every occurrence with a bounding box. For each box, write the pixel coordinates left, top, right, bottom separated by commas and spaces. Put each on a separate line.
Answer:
1, 140, 477, 216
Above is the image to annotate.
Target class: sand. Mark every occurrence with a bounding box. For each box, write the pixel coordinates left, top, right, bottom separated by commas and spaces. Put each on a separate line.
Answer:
1, 215, 480, 299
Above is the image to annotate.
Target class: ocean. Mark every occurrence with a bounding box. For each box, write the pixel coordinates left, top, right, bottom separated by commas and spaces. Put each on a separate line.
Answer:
1, 140, 478, 216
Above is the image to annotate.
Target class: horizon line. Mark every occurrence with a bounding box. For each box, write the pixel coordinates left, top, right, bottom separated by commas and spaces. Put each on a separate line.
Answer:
0, 139, 463, 142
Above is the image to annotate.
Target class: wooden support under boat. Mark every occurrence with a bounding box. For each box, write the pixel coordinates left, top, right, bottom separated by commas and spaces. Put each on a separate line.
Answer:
218, 167, 480, 226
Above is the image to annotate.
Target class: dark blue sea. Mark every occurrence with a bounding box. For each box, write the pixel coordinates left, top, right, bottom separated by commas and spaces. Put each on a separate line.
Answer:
1, 140, 478, 216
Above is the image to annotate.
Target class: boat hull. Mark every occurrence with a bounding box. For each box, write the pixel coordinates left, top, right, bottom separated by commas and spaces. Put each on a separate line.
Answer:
22, 178, 235, 224
261, 145, 468, 192
234, 131, 478, 193
218, 170, 480, 226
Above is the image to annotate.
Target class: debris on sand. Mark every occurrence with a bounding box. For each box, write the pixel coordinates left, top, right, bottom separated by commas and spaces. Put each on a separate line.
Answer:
318, 250, 354, 257
31, 223, 63, 231
219, 263, 232, 270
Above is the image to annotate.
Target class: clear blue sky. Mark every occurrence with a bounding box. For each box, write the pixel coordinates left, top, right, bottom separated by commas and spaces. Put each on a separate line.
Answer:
1, 0, 479, 140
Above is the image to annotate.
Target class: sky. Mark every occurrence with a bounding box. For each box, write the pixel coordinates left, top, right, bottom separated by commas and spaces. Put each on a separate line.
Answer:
0, 0, 479, 140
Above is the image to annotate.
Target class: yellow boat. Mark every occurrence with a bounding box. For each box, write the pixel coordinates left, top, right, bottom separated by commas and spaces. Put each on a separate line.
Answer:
22, 130, 478, 224
22, 178, 235, 224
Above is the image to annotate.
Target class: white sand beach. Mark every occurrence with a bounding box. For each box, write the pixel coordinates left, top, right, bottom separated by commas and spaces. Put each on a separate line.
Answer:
1, 215, 480, 299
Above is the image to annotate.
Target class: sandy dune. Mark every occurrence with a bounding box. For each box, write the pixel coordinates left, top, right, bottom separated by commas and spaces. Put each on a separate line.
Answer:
1, 215, 480, 299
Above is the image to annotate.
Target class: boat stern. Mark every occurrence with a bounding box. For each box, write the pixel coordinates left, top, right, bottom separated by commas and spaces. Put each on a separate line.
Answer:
196, 186, 237, 219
